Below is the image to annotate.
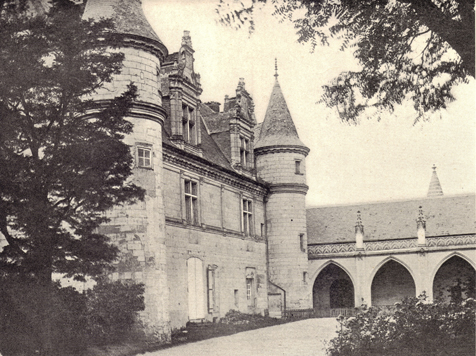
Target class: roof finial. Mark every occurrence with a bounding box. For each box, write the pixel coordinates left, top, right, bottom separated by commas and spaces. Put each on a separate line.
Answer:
274, 58, 278, 79
427, 164, 444, 197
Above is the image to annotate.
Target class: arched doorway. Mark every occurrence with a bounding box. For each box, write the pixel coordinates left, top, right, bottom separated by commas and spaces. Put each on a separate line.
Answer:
433, 256, 475, 302
371, 259, 415, 306
313, 263, 354, 317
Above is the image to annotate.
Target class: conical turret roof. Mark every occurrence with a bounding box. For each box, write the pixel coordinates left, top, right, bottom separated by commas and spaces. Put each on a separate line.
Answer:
255, 79, 307, 149
427, 165, 444, 197
83, 0, 167, 57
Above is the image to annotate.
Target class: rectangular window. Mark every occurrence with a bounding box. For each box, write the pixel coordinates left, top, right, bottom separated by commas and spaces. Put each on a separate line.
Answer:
300, 233, 306, 252
137, 147, 152, 168
246, 277, 255, 307
295, 160, 301, 174
234, 289, 239, 308
182, 105, 196, 145
261, 223, 265, 237
207, 266, 216, 314
303, 272, 308, 283
240, 137, 250, 168
242, 199, 253, 235
246, 278, 252, 300
184, 179, 198, 224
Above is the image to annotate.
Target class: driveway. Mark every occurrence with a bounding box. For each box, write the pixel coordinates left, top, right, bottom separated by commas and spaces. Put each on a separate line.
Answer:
144, 318, 339, 356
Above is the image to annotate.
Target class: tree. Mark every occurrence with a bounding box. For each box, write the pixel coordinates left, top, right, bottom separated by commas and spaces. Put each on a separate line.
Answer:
0, 0, 143, 284
0, 1, 144, 352
217, 0, 474, 122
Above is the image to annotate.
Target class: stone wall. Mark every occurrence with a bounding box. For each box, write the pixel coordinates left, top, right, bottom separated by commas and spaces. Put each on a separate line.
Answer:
166, 225, 267, 330
100, 117, 170, 341
91, 47, 162, 105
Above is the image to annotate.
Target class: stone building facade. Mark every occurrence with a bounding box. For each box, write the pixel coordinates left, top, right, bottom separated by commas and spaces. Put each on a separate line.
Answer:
77, 0, 475, 342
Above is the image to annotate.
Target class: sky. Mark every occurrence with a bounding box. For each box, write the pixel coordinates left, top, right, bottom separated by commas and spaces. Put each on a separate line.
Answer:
143, 0, 475, 207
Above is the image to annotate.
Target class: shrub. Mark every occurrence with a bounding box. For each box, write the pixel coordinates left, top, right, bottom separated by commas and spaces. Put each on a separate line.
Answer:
85, 280, 145, 345
326, 294, 476, 356
0, 278, 145, 355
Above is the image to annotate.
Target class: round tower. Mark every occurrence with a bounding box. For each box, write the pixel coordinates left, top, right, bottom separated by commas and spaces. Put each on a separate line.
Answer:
83, 0, 170, 342
255, 70, 311, 311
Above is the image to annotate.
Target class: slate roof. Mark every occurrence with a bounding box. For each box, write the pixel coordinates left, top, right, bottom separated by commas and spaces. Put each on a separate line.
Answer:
255, 80, 306, 149
199, 119, 233, 170
83, 0, 167, 56
307, 194, 476, 244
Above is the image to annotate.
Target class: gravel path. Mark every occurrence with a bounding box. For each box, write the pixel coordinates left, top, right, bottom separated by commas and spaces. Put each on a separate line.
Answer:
143, 318, 339, 356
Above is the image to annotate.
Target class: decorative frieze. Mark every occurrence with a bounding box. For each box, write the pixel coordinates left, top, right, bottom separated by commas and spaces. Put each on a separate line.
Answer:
308, 234, 476, 259
427, 234, 476, 247
364, 238, 417, 251
308, 243, 356, 255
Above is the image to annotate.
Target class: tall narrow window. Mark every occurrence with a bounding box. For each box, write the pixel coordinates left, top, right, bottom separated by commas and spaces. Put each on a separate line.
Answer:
207, 266, 216, 314
240, 137, 250, 168
137, 147, 152, 168
246, 278, 253, 301
242, 199, 253, 235
184, 179, 198, 224
300, 233, 306, 252
182, 105, 196, 145
295, 160, 301, 174
234, 289, 239, 308
246, 267, 256, 308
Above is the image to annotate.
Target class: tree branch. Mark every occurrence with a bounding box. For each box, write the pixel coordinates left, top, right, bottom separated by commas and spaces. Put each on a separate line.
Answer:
399, 0, 474, 76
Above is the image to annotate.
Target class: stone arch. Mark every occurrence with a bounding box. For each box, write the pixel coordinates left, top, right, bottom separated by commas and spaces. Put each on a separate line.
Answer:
432, 253, 476, 302
371, 257, 416, 306
311, 259, 356, 287
312, 262, 355, 316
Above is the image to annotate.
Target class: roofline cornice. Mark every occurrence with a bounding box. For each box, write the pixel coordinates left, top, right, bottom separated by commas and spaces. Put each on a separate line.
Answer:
254, 145, 310, 157
163, 144, 268, 196
82, 100, 166, 125
269, 183, 309, 195
102, 33, 168, 62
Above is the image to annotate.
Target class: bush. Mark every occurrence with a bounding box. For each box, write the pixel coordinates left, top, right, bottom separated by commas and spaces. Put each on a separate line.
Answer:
85, 280, 145, 345
0, 277, 145, 355
326, 294, 476, 356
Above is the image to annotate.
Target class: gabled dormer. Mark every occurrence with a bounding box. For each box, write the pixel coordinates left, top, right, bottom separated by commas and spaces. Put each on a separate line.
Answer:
225, 79, 256, 173
201, 78, 257, 177
161, 31, 203, 157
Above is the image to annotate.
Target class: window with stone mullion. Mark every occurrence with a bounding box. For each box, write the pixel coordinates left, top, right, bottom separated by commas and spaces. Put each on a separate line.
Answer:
242, 199, 253, 235
184, 179, 198, 224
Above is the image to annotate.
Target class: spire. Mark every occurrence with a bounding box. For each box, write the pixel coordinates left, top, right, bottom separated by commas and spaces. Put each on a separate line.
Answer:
427, 164, 444, 197
83, 0, 168, 57
255, 70, 307, 150
274, 58, 278, 79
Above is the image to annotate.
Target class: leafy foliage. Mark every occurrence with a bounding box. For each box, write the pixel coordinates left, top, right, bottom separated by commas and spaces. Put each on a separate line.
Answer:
326, 294, 476, 356
0, 0, 144, 285
85, 280, 145, 345
0, 277, 145, 355
217, 0, 474, 122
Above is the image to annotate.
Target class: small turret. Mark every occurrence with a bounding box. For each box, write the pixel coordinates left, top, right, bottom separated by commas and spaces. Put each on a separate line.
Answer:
427, 165, 444, 197
255, 61, 311, 311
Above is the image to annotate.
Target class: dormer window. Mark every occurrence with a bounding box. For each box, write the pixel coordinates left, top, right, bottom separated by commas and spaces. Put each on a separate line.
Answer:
182, 105, 196, 145
240, 137, 250, 168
